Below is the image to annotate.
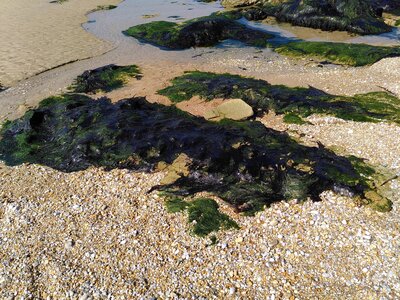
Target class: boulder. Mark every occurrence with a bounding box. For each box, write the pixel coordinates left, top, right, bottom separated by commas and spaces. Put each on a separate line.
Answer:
204, 99, 254, 121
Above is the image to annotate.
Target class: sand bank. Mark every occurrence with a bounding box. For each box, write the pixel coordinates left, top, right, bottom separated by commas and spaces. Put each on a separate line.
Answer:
0, 0, 120, 87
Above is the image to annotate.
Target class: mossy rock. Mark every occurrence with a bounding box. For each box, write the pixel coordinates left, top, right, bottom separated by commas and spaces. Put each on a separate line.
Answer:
222, 0, 393, 35
275, 41, 400, 66
159, 71, 400, 124
123, 14, 273, 49
0, 93, 388, 213
69, 64, 142, 94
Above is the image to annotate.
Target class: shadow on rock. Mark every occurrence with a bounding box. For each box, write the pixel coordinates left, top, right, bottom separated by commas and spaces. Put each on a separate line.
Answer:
0, 94, 390, 213
159, 71, 400, 125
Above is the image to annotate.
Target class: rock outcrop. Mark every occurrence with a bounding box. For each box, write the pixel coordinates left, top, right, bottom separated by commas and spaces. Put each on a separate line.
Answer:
221, 0, 393, 34
0, 93, 387, 213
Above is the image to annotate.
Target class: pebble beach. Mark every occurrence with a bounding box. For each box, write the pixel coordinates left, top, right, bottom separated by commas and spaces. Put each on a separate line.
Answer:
0, 0, 400, 299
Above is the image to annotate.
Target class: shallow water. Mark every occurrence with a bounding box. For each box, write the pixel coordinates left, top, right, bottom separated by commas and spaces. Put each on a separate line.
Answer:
84, 0, 224, 63
1, 0, 399, 122
239, 18, 400, 46
86, 0, 400, 51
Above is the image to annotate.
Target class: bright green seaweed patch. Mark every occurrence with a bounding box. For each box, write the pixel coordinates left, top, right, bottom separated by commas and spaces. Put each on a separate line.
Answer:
125, 21, 179, 48
123, 14, 273, 49
70, 64, 141, 94
166, 197, 239, 237
158, 71, 400, 124
283, 113, 307, 125
166, 196, 190, 213
0, 93, 392, 214
124, 10, 399, 66
275, 41, 400, 66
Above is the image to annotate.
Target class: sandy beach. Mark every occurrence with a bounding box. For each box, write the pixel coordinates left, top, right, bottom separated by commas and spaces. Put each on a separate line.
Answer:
0, 0, 120, 87
1, 0, 400, 299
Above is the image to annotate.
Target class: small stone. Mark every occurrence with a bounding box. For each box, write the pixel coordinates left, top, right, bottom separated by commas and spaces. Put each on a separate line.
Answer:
229, 287, 236, 295
235, 237, 243, 243
65, 239, 74, 250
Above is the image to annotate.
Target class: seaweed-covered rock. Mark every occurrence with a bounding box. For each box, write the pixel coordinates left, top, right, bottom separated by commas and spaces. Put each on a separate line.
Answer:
374, 0, 400, 13
0, 94, 389, 213
70, 64, 142, 94
222, 0, 393, 35
159, 71, 400, 124
124, 15, 273, 49
275, 41, 400, 66
125, 13, 400, 66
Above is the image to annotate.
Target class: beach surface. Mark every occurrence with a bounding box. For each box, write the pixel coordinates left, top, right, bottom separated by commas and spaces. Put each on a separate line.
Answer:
1, 1, 400, 299
0, 0, 119, 87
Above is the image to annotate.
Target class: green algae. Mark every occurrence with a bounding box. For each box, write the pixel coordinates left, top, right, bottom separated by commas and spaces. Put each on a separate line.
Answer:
0, 65, 392, 215
124, 11, 400, 66
188, 198, 239, 237
69, 64, 141, 94
0, 91, 391, 214
275, 41, 400, 66
224, 0, 392, 35
159, 71, 400, 125
166, 196, 239, 237
123, 14, 273, 49
165, 196, 190, 213
283, 113, 307, 125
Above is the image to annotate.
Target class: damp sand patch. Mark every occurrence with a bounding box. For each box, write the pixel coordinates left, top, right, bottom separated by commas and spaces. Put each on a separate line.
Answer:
0, 0, 120, 86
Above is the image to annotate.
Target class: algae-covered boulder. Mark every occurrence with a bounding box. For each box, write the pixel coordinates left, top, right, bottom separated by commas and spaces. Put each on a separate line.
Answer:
275, 41, 400, 66
221, 0, 393, 35
159, 71, 400, 124
204, 99, 254, 121
70, 64, 142, 94
0, 93, 387, 213
124, 14, 272, 49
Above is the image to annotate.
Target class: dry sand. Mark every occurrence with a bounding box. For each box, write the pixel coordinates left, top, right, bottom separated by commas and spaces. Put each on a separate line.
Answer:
1, 117, 399, 299
0, 0, 120, 87
1, 1, 400, 298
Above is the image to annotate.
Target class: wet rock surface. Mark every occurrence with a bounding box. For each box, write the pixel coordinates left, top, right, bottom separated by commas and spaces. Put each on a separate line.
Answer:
159, 71, 400, 124
124, 12, 400, 66
69, 64, 142, 94
222, 0, 394, 34
124, 14, 273, 49
0, 93, 385, 214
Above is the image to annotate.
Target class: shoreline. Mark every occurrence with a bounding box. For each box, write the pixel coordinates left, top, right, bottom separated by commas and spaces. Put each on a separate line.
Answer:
0, 0, 121, 88
1, 1, 400, 298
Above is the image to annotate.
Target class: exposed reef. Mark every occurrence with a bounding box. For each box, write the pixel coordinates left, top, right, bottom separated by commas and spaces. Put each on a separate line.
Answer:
159, 71, 400, 124
221, 0, 393, 35
275, 41, 400, 66
123, 14, 273, 49
69, 64, 142, 94
124, 13, 400, 66
0, 93, 391, 214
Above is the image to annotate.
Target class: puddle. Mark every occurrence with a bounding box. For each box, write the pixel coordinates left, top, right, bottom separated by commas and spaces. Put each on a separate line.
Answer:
239, 18, 400, 46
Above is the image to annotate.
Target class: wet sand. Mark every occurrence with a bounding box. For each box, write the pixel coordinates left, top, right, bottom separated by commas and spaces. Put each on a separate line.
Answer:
0, 0, 120, 87
1, 0, 399, 122
1, 2, 400, 298
255, 17, 400, 46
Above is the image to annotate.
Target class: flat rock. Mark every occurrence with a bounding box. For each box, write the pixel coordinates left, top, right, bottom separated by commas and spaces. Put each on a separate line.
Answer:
204, 99, 254, 121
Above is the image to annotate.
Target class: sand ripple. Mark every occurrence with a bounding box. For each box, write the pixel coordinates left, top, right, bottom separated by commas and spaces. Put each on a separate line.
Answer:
0, 0, 119, 87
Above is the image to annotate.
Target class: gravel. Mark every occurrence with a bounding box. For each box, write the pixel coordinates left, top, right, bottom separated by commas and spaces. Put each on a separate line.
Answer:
1, 142, 399, 299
